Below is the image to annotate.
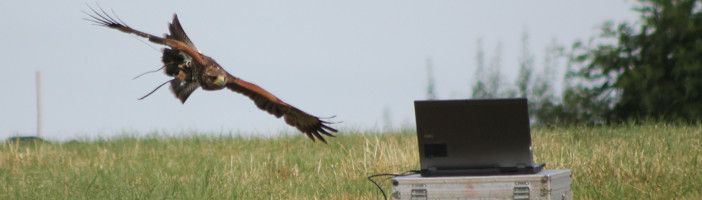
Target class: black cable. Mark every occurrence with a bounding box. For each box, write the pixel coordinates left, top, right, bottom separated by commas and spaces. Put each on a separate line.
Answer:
368, 173, 397, 200
367, 170, 420, 200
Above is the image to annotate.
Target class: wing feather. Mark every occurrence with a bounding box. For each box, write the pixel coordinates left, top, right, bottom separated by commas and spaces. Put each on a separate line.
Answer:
167, 15, 198, 51
170, 79, 200, 103
225, 75, 337, 142
84, 7, 206, 65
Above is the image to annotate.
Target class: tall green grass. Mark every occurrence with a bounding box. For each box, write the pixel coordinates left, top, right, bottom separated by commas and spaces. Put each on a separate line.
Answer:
1, 123, 701, 199
533, 123, 702, 199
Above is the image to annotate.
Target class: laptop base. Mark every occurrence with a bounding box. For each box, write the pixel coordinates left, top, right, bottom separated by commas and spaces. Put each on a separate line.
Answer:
420, 163, 545, 177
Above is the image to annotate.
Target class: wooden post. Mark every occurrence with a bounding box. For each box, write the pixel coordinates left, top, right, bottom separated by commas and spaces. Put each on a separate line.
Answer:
36, 71, 43, 137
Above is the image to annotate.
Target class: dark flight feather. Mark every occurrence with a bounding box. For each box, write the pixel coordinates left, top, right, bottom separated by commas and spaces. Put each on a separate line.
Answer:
170, 79, 200, 103
225, 76, 337, 143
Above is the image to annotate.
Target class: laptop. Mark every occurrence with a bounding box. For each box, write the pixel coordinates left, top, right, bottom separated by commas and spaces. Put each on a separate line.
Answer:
414, 98, 544, 177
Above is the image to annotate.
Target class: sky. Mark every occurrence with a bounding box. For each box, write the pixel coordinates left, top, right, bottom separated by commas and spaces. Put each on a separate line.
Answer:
0, 0, 639, 141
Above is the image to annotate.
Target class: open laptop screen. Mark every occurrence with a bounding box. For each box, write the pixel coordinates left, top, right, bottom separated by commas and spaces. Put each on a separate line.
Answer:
414, 98, 537, 175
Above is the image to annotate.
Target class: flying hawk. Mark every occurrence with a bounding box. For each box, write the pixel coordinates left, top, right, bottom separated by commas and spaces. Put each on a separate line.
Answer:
85, 8, 336, 142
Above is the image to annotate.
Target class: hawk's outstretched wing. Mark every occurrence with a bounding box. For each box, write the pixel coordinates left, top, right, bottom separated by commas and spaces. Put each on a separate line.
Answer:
225, 75, 337, 142
84, 7, 206, 65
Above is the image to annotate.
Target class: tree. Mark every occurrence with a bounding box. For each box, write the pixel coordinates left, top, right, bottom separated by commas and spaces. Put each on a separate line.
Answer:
569, 0, 702, 121
472, 40, 513, 99
516, 30, 534, 98
425, 57, 437, 100
486, 42, 514, 97
471, 39, 490, 98
382, 106, 393, 132
531, 39, 563, 124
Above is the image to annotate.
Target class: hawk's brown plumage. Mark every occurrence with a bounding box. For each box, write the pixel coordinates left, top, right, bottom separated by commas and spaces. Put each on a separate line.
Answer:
85, 7, 336, 142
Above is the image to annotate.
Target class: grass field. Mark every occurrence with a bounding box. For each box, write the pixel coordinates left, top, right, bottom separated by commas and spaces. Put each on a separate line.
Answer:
2, 123, 701, 199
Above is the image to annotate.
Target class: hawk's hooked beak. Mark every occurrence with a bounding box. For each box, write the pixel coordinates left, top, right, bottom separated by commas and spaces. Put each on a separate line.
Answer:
214, 75, 226, 86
